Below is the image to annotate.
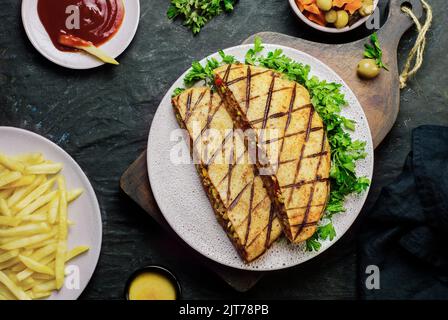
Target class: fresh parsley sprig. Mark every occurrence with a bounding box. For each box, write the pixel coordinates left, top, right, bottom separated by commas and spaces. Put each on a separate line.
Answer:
172, 50, 237, 96
167, 0, 237, 34
364, 33, 388, 70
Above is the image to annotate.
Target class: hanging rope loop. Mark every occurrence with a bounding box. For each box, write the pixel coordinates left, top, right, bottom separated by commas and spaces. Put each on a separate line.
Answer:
399, 0, 433, 89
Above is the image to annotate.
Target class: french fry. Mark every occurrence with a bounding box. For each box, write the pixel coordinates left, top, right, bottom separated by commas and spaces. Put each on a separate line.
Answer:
32, 279, 56, 293
0, 271, 30, 300
18, 255, 54, 276
0, 223, 51, 238
0, 231, 55, 251
25, 163, 63, 175
13, 177, 56, 212
28, 290, 51, 299
13, 153, 44, 165
20, 214, 48, 223
26, 239, 56, 250
0, 171, 22, 188
17, 253, 55, 282
67, 188, 84, 203
0, 175, 36, 189
16, 190, 57, 217
48, 195, 60, 224
65, 246, 89, 262
57, 176, 68, 240
0, 154, 25, 173
0, 152, 88, 299
0, 188, 14, 200
7, 175, 46, 207
31, 273, 54, 281
0, 283, 18, 300
55, 242, 66, 290
0, 258, 21, 270
0, 198, 11, 216
0, 216, 20, 227
0, 250, 19, 264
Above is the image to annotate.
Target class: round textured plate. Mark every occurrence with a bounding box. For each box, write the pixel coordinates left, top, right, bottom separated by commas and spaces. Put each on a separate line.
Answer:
0, 127, 102, 299
147, 44, 374, 271
288, 0, 379, 33
21, 0, 140, 69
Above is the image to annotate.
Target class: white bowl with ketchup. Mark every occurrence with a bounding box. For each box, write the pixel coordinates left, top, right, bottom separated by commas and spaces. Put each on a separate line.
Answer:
22, 0, 140, 69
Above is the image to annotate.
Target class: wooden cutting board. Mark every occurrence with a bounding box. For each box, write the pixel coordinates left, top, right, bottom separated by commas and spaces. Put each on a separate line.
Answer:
120, 0, 422, 292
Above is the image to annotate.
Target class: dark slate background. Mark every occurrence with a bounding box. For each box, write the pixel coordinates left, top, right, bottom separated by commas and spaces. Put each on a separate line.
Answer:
1, 0, 447, 299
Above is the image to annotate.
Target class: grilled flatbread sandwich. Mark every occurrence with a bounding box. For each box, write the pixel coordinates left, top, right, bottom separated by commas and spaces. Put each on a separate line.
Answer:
214, 64, 331, 243
172, 87, 283, 262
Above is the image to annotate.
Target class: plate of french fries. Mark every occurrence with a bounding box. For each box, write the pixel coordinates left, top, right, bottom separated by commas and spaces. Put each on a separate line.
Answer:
0, 127, 102, 300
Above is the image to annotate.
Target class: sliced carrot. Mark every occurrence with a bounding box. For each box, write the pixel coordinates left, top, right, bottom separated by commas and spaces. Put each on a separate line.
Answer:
333, 0, 352, 8
298, 0, 316, 5
295, 0, 305, 11
345, 0, 362, 14
305, 12, 326, 26
303, 3, 321, 15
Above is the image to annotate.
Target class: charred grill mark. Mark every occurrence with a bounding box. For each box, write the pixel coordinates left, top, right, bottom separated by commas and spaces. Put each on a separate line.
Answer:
294, 131, 327, 240
238, 87, 293, 105
261, 76, 276, 130
245, 66, 252, 112
244, 179, 256, 246
281, 177, 330, 190
228, 181, 251, 211
225, 70, 271, 86
184, 90, 193, 121
286, 203, 325, 211
261, 126, 323, 145
250, 104, 313, 126
286, 107, 315, 207
277, 84, 297, 166
233, 194, 269, 229
305, 151, 328, 159
290, 221, 319, 228
223, 64, 232, 82
185, 89, 207, 123
206, 131, 233, 167
226, 136, 235, 205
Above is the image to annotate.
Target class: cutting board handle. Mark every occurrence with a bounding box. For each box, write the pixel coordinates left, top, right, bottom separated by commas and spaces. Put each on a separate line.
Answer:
380, 0, 423, 50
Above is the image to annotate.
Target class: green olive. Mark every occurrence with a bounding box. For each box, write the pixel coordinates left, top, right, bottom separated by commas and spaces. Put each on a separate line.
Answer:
316, 0, 333, 11
357, 59, 380, 79
325, 10, 338, 23
359, 4, 374, 16
334, 10, 349, 29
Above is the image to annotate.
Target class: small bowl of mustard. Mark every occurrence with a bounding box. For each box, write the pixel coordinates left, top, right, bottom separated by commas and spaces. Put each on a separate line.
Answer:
125, 266, 182, 300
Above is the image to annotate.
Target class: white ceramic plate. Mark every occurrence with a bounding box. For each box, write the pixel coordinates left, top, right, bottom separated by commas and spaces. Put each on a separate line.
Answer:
147, 44, 374, 271
21, 0, 140, 69
0, 127, 102, 299
288, 0, 379, 33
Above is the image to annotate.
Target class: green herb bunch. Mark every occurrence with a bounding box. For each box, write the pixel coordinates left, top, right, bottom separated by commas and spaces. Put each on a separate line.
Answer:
167, 0, 237, 34
364, 33, 388, 70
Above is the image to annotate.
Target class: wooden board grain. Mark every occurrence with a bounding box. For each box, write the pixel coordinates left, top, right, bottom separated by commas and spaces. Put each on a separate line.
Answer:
120, 0, 422, 292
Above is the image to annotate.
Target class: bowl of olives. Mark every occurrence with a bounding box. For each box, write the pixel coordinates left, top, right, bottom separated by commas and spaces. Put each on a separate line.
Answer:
290, 0, 378, 33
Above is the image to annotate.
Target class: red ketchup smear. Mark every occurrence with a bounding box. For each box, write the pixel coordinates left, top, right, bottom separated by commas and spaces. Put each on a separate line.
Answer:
37, 0, 125, 52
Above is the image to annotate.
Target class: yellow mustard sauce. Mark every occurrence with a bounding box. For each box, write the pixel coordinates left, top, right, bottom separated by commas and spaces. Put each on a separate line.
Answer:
128, 272, 177, 300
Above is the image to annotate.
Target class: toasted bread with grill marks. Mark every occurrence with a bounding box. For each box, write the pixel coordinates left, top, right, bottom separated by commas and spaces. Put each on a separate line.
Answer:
214, 64, 331, 243
172, 87, 283, 262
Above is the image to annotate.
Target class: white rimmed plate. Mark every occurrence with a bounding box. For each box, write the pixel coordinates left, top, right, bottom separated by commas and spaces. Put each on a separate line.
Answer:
288, 0, 379, 33
147, 44, 374, 271
21, 0, 140, 69
0, 127, 102, 299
